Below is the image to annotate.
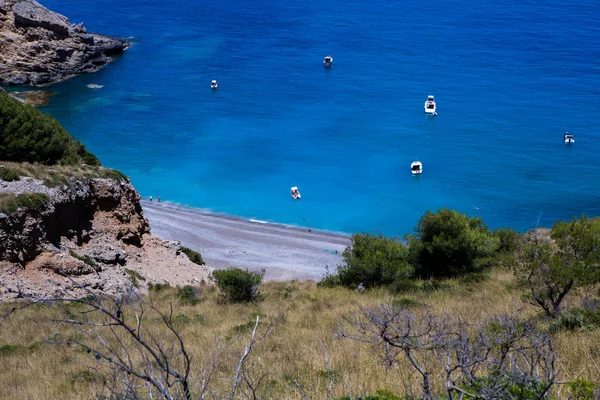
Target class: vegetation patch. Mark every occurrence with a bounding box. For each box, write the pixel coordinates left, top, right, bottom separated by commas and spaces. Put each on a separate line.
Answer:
0, 344, 18, 356
69, 370, 100, 385
549, 308, 600, 333
0, 192, 49, 214
335, 389, 404, 400
177, 285, 202, 305
0, 166, 20, 181
148, 282, 171, 292
567, 379, 599, 400
0, 91, 100, 166
181, 246, 205, 265
211, 268, 264, 303
69, 250, 98, 269
125, 269, 146, 289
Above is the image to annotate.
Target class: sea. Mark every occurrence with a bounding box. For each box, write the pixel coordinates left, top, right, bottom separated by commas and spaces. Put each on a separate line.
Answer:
35, 0, 600, 237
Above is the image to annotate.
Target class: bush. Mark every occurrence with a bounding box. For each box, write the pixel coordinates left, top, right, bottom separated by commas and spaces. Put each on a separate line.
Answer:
177, 285, 202, 305
336, 233, 413, 288
389, 279, 420, 293
181, 246, 205, 265
148, 282, 170, 292
335, 390, 405, 400
0, 166, 20, 181
407, 209, 500, 278
493, 227, 520, 254
549, 308, 600, 333
211, 268, 264, 303
0, 92, 100, 166
568, 379, 598, 400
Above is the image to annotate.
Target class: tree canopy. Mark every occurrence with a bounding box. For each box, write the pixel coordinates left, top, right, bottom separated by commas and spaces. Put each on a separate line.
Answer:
515, 216, 600, 317
0, 92, 99, 166
407, 208, 500, 278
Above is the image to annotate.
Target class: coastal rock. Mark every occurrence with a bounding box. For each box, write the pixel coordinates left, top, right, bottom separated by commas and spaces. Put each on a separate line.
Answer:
0, 0, 129, 86
0, 175, 212, 300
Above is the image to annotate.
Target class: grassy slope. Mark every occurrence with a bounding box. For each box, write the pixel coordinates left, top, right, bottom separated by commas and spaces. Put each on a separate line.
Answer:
0, 269, 598, 399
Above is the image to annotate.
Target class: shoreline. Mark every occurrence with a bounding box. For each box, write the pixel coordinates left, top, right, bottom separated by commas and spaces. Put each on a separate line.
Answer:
140, 200, 352, 282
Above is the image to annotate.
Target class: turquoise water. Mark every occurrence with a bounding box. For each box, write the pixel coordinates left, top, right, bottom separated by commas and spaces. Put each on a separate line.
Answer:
38, 0, 600, 236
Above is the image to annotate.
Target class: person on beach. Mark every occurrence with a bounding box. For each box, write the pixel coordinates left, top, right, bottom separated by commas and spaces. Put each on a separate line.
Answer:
149, 196, 153, 202
158, 195, 161, 202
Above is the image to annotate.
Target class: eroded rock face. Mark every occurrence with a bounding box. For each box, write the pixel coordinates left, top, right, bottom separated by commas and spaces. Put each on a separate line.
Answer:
0, 178, 212, 300
0, 0, 129, 86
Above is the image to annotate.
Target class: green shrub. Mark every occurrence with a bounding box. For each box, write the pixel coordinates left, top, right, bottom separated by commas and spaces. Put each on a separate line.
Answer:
317, 272, 341, 288
0, 344, 18, 356
177, 285, 202, 305
464, 372, 549, 399
493, 227, 520, 254
335, 389, 405, 400
148, 282, 171, 292
0, 92, 100, 166
211, 268, 264, 303
392, 297, 420, 308
407, 209, 500, 278
0, 166, 20, 181
568, 379, 598, 400
549, 308, 600, 333
389, 279, 420, 293
336, 233, 413, 288
181, 246, 205, 265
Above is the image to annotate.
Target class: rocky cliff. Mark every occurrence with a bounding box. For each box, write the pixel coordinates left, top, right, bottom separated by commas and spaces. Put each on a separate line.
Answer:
0, 174, 211, 300
0, 0, 129, 86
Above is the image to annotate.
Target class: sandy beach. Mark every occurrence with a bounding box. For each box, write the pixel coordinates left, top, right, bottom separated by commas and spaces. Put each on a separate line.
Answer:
140, 201, 352, 282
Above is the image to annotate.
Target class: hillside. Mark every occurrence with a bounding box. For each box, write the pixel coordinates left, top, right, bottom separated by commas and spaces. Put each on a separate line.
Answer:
1, 272, 599, 399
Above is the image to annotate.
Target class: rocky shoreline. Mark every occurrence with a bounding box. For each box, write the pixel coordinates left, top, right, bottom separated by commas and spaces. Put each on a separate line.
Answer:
0, 0, 129, 86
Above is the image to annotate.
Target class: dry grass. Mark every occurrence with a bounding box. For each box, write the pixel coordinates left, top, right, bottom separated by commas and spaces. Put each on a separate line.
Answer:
0, 270, 598, 399
0, 160, 127, 187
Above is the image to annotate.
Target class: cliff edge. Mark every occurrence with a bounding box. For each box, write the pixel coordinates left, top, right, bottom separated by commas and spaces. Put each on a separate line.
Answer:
0, 0, 129, 86
0, 169, 212, 300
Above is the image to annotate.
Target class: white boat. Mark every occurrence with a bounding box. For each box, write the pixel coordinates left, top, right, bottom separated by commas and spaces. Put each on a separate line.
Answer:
211, 80, 218, 89
564, 132, 575, 144
410, 161, 423, 175
323, 55, 333, 67
291, 186, 301, 199
424, 95, 437, 115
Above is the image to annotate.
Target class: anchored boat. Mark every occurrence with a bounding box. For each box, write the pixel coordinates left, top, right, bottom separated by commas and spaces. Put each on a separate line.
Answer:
291, 186, 301, 200
411, 161, 423, 175
424, 95, 437, 115
564, 132, 575, 144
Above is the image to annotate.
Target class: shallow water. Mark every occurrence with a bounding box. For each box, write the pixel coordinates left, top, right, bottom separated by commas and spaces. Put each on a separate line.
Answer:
38, 0, 600, 236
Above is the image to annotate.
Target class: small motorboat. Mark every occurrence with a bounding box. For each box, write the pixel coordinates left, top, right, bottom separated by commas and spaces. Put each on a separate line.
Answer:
410, 161, 423, 175
323, 55, 333, 67
564, 132, 575, 144
291, 186, 301, 200
211, 80, 218, 89
424, 95, 437, 115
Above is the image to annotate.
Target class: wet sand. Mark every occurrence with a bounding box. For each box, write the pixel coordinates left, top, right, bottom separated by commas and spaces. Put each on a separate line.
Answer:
141, 201, 351, 281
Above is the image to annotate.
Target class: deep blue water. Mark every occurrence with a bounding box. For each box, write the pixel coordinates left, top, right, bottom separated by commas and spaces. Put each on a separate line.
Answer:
37, 0, 600, 236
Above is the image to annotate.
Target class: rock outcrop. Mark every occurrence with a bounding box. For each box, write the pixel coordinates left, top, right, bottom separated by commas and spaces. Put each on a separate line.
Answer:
0, 0, 129, 86
0, 176, 211, 300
